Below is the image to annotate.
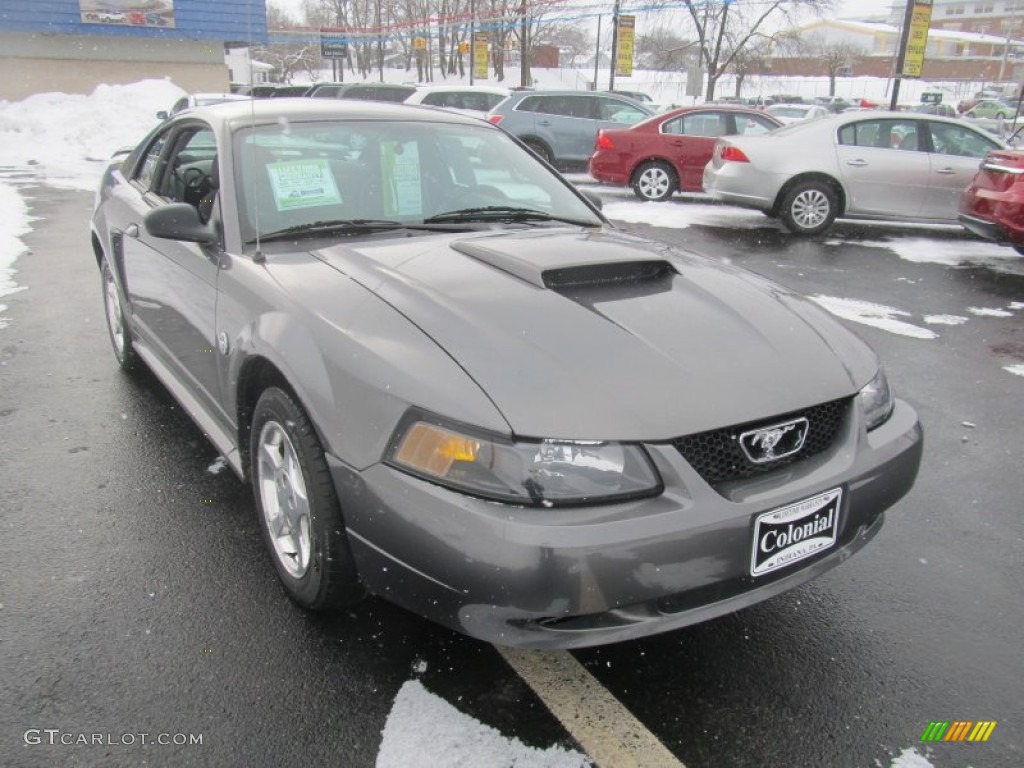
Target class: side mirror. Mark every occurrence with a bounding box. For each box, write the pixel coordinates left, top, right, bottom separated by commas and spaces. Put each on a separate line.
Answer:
156, 110, 169, 120
144, 203, 216, 244
580, 188, 603, 211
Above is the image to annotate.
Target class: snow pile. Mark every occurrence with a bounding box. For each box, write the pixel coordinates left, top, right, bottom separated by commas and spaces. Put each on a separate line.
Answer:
376, 680, 590, 768
0, 78, 183, 190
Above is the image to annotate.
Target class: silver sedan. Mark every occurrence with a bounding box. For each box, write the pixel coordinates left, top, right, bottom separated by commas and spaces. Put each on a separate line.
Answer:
703, 110, 1004, 235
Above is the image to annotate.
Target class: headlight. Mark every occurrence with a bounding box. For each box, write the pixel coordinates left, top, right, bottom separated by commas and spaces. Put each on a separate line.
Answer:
387, 417, 662, 505
858, 368, 894, 430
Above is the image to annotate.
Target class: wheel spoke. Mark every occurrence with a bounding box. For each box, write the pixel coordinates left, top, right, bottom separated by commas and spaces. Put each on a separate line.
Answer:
257, 420, 313, 579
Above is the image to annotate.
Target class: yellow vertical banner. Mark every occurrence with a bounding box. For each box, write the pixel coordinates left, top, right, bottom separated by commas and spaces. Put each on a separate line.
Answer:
474, 34, 489, 80
616, 15, 635, 77
902, 0, 933, 78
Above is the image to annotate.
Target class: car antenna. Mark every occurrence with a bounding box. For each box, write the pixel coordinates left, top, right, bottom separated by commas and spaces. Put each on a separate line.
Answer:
244, 8, 265, 264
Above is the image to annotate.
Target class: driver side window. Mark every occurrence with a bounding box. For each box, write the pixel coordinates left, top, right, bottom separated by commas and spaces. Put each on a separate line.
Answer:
158, 128, 217, 205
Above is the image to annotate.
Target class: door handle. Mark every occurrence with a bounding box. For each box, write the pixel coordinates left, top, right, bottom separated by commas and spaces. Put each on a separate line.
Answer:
538, 119, 551, 126
846, 159, 868, 167
935, 168, 956, 175
124, 224, 140, 238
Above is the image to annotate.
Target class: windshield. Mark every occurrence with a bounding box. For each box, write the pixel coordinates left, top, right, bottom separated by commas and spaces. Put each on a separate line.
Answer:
233, 119, 603, 243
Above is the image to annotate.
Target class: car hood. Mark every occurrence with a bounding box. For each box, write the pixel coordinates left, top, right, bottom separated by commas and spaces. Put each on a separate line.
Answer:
312, 228, 877, 440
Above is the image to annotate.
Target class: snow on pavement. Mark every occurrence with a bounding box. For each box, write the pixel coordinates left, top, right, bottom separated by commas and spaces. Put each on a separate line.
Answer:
886, 746, 935, 767
810, 296, 939, 340
0, 180, 31, 328
376, 680, 591, 768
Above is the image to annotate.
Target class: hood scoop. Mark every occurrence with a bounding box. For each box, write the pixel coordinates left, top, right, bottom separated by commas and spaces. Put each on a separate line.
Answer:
451, 236, 677, 291
543, 260, 676, 298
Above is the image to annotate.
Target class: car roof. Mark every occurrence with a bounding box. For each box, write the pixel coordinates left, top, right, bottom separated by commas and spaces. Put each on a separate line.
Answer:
181, 98, 493, 130
412, 84, 510, 95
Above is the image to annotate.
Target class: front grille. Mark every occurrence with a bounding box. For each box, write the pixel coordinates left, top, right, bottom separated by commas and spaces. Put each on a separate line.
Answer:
673, 397, 850, 487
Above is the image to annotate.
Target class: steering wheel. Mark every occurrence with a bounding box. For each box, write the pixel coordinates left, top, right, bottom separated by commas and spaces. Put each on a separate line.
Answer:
442, 183, 509, 210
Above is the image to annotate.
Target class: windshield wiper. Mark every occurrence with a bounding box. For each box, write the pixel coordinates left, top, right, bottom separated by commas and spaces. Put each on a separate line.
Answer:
423, 206, 599, 227
249, 218, 464, 244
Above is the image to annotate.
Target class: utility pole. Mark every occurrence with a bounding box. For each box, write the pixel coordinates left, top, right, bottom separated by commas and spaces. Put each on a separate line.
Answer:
593, 16, 601, 89
890, 0, 914, 109
609, 0, 620, 91
470, 0, 476, 84
520, 0, 530, 87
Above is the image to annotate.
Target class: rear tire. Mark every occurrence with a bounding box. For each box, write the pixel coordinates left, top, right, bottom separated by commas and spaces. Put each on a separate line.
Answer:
251, 387, 363, 610
523, 139, 553, 165
632, 161, 677, 202
779, 180, 839, 236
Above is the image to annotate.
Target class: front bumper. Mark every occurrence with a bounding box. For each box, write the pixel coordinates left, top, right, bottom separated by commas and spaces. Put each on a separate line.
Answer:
330, 399, 922, 649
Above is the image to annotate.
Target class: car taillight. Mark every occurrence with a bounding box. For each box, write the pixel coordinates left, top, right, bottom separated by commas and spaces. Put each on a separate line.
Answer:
981, 151, 1024, 178
720, 145, 750, 163
595, 131, 615, 151
487, 115, 503, 125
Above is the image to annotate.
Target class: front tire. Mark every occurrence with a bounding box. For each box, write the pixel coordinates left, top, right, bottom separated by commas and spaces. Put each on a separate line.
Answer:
779, 180, 839, 235
251, 387, 363, 610
632, 161, 676, 202
101, 256, 135, 371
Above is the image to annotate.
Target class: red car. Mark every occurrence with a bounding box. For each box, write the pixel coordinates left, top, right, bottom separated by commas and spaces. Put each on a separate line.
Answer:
588, 106, 782, 201
959, 148, 1024, 255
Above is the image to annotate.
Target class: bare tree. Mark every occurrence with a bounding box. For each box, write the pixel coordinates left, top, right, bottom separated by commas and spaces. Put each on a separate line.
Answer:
256, 3, 324, 83
535, 24, 591, 68
728, 37, 773, 97
678, 0, 833, 101
635, 26, 696, 71
813, 39, 864, 95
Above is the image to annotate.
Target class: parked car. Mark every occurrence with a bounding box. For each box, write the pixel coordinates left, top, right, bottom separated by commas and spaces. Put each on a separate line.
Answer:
703, 111, 1005, 235
306, 82, 417, 102
486, 89, 655, 168
588, 105, 782, 201
90, 99, 921, 648
905, 102, 958, 118
965, 99, 1017, 119
156, 92, 251, 120
813, 96, 852, 113
608, 89, 656, 104
404, 84, 510, 116
269, 84, 314, 98
766, 103, 830, 124
959, 147, 1024, 254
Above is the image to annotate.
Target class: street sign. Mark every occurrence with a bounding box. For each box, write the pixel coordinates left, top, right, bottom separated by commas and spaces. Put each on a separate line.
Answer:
902, 0, 933, 78
320, 30, 348, 59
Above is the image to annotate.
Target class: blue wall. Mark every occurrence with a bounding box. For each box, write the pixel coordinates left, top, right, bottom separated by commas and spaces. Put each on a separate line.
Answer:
0, 0, 267, 43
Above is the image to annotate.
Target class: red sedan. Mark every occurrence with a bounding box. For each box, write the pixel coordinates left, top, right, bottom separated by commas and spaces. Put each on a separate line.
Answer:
959, 147, 1024, 254
588, 105, 782, 201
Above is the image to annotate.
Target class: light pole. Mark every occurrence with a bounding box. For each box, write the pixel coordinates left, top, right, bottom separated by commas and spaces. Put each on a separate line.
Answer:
609, 0, 621, 91
376, 0, 383, 82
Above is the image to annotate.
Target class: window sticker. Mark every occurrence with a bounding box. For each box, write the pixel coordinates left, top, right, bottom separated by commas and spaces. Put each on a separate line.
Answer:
265, 159, 342, 212
381, 141, 423, 216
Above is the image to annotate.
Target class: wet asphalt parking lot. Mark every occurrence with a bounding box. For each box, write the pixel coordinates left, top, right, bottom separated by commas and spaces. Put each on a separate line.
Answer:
1, 183, 1021, 768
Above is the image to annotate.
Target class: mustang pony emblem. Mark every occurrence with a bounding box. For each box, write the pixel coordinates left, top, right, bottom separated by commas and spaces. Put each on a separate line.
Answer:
739, 418, 810, 464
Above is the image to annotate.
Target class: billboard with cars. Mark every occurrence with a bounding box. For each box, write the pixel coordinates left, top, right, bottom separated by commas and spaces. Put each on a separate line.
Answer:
79, 0, 175, 28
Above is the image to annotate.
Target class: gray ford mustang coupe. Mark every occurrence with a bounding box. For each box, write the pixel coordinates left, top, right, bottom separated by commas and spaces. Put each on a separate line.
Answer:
90, 99, 922, 649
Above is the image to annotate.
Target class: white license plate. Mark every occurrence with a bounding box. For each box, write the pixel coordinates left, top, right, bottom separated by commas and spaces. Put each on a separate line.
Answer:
750, 488, 842, 577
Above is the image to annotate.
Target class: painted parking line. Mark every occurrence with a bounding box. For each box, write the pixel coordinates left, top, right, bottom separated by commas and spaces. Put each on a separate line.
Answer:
498, 647, 686, 768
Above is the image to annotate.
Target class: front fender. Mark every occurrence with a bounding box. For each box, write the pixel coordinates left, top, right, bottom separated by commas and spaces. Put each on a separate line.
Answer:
219, 252, 509, 471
